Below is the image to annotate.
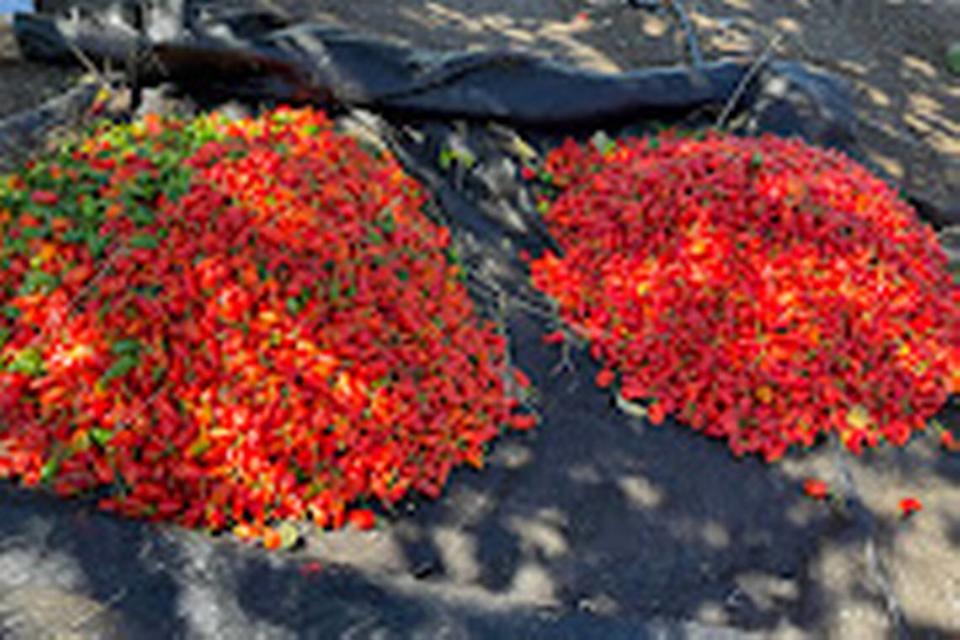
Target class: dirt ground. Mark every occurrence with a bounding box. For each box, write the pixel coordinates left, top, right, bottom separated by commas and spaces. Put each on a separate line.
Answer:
0, 2, 959, 639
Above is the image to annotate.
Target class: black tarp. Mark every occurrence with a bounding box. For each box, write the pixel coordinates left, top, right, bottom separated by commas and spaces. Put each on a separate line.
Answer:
1, 3, 958, 639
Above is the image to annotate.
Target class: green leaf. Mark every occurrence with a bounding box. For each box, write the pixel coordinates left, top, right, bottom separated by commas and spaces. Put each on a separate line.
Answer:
39, 456, 61, 483
80, 196, 101, 221
129, 233, 159, 249
438, 148, 454, 171
135, 284, 163, 299
7, 347, 44, 376
947, 42, 960, 76
90, 428, 114, 447
111, 339, 142, 356
378, 210, 396, 234
751, 151, 764, 168
100, 354, 139, 385
127, 207, 156, 227
162, 172, 192, 202
456, 148, 477, 169
5, 236, 27, 256
61, 227, 86, 244
272, 110, 295, 124
1, 305, 22, 320
20, 270, 58, 294
186, 437, 211, 459
591, 130, 616, 156
86, 233, 110, 259
285, 296, 303, 316
21, 225, 51, 240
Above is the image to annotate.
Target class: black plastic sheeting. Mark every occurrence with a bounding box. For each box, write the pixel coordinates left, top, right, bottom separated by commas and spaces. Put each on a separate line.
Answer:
2, 4, 959, 640
11, 4, 959, 233
12, 9, 753, 124
8, 1, 910, 294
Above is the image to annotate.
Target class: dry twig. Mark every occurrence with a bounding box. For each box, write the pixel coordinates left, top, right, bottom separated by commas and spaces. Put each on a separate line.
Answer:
715, 32, 783, 130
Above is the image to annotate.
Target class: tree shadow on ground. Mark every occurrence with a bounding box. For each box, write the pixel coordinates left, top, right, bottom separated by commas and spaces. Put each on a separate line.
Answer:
331, 308, 958, 637
0, 483, 186, 638
378, 309, 831, 631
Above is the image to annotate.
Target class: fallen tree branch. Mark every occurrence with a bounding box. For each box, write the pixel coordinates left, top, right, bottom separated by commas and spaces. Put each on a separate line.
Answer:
666, 0, 704, 68
715, 32, 782, 129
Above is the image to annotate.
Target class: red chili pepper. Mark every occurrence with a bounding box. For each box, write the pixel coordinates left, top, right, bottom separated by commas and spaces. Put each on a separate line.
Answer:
347, 508, 376, 531
299, 561, 323, 577
30, 190, 59, 206
940, 431, 958, 452
542, 330, 566, 345
514, 369, 532, 389
595, 369, 615, 389
510, 414, 538, 431
802, 478, 830, 501
647, 402, 666, 426
898, 497, 923, 519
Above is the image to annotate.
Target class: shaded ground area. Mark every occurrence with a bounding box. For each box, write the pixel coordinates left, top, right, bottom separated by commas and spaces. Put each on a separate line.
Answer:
0, 1, 959, 639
